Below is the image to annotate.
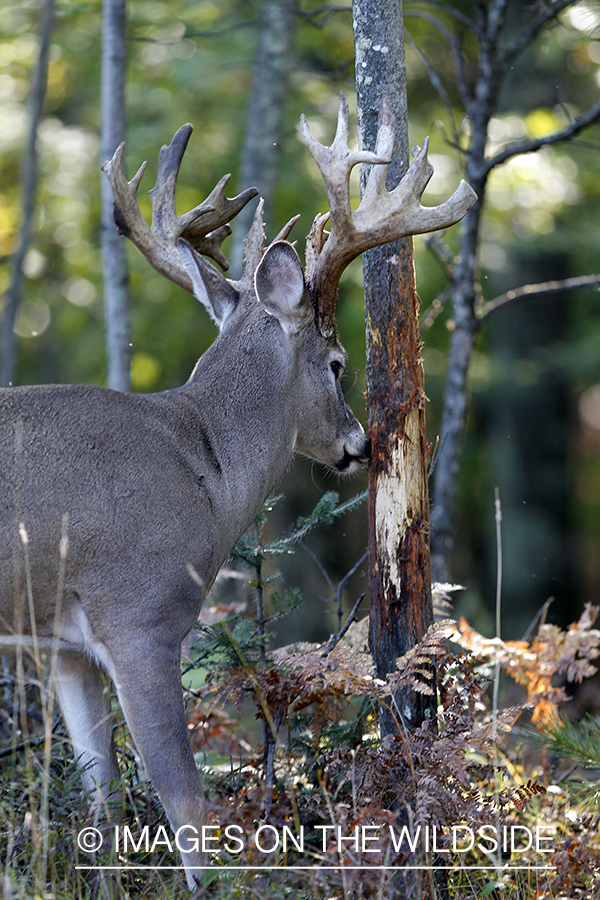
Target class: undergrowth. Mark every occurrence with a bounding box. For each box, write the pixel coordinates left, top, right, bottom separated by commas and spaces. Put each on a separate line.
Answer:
2, 492, 600, 899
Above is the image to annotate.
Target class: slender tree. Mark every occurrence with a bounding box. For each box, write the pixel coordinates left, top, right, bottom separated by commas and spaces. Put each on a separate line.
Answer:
100, 0, 130, 391
424, 0, 600, 584
0, 0, 54, 387
230, 0, 296, 276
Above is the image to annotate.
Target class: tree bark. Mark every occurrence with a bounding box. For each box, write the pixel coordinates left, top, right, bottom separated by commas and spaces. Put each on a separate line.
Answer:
429, 0, 500, 584
100, 0, 131, 392
0, 0, 54, 387
230, 0, 296, 275
353, 0, 435, 738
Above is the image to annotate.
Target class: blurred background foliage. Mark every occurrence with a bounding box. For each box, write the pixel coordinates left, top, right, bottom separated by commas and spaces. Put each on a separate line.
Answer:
1, 0, 600, 646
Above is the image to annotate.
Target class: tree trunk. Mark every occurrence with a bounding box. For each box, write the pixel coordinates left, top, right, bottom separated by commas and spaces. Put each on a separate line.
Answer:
429, 1, 502, 584
100, 0, 131, 392
230, 0, 295, 275
353, 0, 435, 738
429, 207, 482, 584
0, 0, 54, 387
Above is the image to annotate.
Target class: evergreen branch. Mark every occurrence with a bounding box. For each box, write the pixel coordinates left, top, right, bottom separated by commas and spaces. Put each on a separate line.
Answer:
270, 489, 367, 552
542, 715, 600, 770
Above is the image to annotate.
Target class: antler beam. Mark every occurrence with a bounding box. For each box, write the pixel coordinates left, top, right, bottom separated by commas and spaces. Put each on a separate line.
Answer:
301, 93, 477, 335
102, 124, 258, 293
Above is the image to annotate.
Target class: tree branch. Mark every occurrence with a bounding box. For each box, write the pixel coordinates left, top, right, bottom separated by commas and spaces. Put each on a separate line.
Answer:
404, 11, 470, 109
485, 97, 600, 172
419, 283, 453, 334
404, 0, 479, 33
424, 233, 456, 280
501, 0, 577, 66
321, 592, 366, 658
478, 273, 600, 321
404, 30, 461, 148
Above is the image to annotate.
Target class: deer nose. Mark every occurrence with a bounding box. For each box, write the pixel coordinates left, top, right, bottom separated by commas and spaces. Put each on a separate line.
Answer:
336, 436, 370, 472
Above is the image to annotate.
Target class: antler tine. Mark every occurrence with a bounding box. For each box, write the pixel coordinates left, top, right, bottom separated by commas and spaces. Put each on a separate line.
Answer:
102, 142, 149, 242
182, 175, 259, 259
237, 206, 302, 289
302, 92, 477, 336
271, 214, 301, 245
102, 124, 259, 291
240, 199, 267, 287
300, 92, 390, 239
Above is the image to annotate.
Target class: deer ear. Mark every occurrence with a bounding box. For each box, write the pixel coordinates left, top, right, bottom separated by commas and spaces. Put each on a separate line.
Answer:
178, 239, 238, 330
254, 241, 310, 331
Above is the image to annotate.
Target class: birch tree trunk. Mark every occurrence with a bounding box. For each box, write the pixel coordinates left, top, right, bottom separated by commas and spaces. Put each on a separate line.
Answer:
230, 0, 295, 275
353, 0, 436, 738
0, 0, 54, 387
100, 0, 131, 391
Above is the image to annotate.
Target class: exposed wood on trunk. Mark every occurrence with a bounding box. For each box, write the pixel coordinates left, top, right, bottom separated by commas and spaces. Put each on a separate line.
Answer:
353, 0, 436, 741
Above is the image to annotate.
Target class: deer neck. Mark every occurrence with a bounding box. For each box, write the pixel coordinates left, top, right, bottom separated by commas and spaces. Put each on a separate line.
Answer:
175, 317, 298, 540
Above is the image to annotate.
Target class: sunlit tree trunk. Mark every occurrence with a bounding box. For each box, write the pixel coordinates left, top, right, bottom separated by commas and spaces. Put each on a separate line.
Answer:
0, 0, 54, 387
353, 0, 435, 740
100, 0, 130, 391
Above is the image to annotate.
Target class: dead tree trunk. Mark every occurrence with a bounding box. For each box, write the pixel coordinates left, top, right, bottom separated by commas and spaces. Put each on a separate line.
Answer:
100, 0, 131, 391
353, 0, 436, 737
0, 0, 54, 387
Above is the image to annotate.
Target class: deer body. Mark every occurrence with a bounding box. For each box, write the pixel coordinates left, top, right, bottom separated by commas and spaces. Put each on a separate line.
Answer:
1, 254, 364, 644
0, 240, 368, 888
0, 96, 475, 889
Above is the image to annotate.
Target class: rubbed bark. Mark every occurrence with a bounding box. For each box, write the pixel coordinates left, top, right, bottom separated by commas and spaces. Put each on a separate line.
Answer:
100, 0, 130, 392
230, 0, 295, 275
353, 0, 436, 738
0, 0, 54, 387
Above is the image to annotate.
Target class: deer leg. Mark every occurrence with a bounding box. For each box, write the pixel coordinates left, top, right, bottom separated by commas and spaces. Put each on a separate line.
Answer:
110, 644, 206, 890
55, 653, 120, 810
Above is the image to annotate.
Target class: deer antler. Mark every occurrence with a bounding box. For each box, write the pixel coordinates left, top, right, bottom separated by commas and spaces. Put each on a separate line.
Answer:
102, 124, 258, 294
301, 93, 477, 335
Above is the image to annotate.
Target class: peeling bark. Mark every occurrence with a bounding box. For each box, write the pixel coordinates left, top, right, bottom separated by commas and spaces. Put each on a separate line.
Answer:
353, 0, 436, 739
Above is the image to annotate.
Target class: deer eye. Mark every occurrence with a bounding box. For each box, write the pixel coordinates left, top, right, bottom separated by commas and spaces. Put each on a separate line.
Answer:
330, 360, 343, 378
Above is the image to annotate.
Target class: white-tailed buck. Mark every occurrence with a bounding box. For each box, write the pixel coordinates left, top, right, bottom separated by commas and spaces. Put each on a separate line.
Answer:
0, 94, 475, 887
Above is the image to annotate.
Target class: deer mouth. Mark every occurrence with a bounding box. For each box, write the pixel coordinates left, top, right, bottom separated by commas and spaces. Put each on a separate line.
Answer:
335, 441, 370, 473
